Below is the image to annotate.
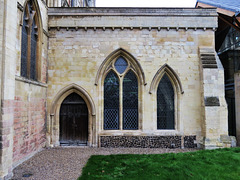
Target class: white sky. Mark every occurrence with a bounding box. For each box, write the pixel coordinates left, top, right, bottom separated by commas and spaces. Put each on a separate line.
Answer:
96, 0, 197, 7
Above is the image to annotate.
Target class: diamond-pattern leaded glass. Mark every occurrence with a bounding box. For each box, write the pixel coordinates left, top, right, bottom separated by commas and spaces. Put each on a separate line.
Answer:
157, 74, 174, 129
20, 9, 28, 78
123, 70, 138, 130
104, 71, 120, 130
114, 57, 128, 74
30, 16, 37, 80
20, 0, 38, 81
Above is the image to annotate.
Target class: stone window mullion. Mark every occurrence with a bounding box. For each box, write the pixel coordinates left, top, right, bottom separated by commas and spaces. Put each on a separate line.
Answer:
27, 19, 32, 78
21, 8, 29, 78
119, 76, 123, 130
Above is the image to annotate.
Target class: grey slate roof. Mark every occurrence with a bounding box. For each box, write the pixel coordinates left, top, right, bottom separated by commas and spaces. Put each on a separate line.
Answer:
197, 0, 240, 14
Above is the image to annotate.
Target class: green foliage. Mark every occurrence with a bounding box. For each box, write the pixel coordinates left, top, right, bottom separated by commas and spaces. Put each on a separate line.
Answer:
79, 148, 240, 180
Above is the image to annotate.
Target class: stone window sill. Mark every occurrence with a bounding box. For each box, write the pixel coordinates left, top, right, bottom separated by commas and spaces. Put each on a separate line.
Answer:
15, 76, 47, 88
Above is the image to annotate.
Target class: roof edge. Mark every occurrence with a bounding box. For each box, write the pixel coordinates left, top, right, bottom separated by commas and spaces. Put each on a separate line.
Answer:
48, 7, 218, 17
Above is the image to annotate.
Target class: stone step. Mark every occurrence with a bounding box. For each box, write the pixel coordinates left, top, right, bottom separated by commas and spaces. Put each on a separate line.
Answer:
202, 60, 217, 64
202, 64, 218, 68
201, 57, 216, 61
200, 53, 215, 57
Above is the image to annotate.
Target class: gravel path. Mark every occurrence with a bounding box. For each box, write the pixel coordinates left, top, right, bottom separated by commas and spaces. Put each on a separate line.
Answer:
11, 147, 197, 180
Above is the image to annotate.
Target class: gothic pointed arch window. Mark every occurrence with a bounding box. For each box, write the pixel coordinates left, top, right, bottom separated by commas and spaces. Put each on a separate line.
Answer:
104, 56, 139, 130
157, 74, 175, 129
21, 0, 39, 81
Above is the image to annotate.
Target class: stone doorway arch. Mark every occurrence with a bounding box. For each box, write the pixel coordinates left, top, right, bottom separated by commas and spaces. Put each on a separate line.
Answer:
49, 84, 96, 147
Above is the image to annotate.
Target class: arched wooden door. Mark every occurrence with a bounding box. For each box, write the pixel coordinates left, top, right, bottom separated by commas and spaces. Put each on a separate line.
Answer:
60, 93, 88, 145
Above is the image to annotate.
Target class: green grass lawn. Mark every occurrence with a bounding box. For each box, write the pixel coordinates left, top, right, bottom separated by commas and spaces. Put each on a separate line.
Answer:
79, 148, 240, 180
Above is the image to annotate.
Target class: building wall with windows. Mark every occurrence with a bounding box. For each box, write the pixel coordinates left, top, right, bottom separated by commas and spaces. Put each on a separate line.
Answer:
13, 0, 48, 165
0, 1, 234, 179
0, 0, 48, 178
47, 8, 230, 149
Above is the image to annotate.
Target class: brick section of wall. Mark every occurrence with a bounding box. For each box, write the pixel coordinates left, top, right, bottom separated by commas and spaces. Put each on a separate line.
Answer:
0, 100, 15, 178
100, 136, 183, 148
13, 95, 46, 163
2, 100, 15, 116
1, 100, 15, 150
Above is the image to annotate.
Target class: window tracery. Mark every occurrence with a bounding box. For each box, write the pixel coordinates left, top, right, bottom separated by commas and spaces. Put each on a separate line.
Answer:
104, 56, 139, 130
150, 64, 183, 131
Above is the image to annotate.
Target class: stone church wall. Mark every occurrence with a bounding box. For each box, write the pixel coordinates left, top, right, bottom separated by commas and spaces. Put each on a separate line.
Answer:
12, 0, 48, 167
0, 0, 19, 178
47, 8, 220, 148
0, 4, 232, 179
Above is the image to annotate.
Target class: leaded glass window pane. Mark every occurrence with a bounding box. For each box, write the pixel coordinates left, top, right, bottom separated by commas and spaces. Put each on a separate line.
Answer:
30, 17, 37, 80
20, 1, 38, 81
114, 57, 128, 74
157, 74, 174, 129
123, 70, 138, 130
20, 10, 28, 78
104, 71, 120, 130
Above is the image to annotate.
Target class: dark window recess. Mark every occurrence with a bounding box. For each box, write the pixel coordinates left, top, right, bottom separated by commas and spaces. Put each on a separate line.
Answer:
218, 27, 240, 139
114, 57, 128, 74
226, 97, 236, 136
30, 18, 37, 80
104, 71, 120, 130
20, 10, 28, 78
157, 74, 175, 129
123, 70, 138, 130
219, 27, 240, 54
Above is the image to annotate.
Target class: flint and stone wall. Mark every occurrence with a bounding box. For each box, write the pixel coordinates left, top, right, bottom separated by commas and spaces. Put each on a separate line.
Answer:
100, 136, 197, 148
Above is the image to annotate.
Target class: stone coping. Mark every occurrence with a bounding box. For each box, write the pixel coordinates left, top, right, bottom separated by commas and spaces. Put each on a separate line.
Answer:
48, 8, 217, 30
48, 7, 217, 17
